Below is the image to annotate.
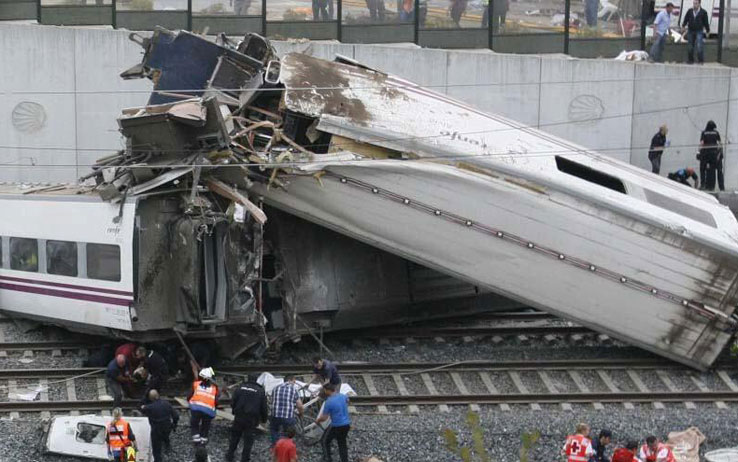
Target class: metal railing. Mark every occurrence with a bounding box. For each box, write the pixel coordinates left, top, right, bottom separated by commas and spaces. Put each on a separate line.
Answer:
0, 0, 734, 63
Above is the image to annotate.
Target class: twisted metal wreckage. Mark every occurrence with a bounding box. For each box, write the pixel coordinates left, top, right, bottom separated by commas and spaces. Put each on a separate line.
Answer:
89, 27, 738, 369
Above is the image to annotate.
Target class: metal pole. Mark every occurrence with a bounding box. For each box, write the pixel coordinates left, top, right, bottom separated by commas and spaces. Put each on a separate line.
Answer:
414, 0, 420, 44
564, 0, 570, 53
717, 0, 726, 62
37, 0, 41, 24
262, 0, 267, 36
488, 0, 493, 50
112, 0, 116, 28
337, 0, 342, 41
640, 0, 648, 50
187, 0, 192, 31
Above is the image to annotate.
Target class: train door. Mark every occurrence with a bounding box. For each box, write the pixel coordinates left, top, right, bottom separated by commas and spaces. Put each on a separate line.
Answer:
201, 222, 228, 322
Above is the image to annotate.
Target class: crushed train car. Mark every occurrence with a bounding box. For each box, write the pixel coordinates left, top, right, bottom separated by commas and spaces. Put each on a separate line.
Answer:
2, 27, 738, 369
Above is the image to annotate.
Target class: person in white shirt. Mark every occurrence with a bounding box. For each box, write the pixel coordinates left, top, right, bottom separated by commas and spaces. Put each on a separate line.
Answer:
650, 2, 674, 62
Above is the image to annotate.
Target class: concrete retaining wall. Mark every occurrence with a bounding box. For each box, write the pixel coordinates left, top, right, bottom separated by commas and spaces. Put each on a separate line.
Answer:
1, 23, 735, 188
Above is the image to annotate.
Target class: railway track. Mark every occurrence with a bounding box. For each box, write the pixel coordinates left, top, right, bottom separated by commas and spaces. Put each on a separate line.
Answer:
1, 359, 738, 414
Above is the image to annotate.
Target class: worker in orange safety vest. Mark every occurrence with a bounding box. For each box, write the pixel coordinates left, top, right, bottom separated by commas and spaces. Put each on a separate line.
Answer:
188, 367, 220, 445
639, 436, 676, 462
562, 423, 594, 462
106, 408, 137, 461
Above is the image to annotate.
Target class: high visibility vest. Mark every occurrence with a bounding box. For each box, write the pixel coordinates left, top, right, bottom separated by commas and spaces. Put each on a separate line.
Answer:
189, 380, 217, 417
563, 435, 593, 462
107, 419, 131, 451
640, 443, 676, 462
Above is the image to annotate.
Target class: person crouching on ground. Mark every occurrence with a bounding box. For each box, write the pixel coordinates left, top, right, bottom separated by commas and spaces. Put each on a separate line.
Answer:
272, 426, 298, 462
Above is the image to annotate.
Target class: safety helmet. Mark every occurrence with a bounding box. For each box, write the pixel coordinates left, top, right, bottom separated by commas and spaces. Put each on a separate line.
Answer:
199, 367, 215, 380
686, 167, 695, 175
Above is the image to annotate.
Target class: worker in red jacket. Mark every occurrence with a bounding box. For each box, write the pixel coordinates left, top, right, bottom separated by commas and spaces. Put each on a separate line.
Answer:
612, 441, 640, 462
562, 423, 594, 462
639, 436, 676, 462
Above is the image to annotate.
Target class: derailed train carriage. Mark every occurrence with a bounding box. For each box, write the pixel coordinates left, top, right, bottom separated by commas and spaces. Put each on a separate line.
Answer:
2, 28, 738, 369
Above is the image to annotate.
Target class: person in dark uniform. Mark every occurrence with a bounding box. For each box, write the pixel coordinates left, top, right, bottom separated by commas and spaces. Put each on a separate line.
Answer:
648, 125, 668, 174
106, 354, 133, 409
311, 357, 341, 389
667, 167, 699, 188
589, 429, 612, 462
699, 120, 723, 191
226, 374, 268, 462
135, 346, 169, 404
141, 389, 179, 462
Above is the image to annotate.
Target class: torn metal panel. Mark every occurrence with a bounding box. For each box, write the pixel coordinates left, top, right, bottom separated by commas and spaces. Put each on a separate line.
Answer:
120, 28, 267, 106
45, 414, 152, 461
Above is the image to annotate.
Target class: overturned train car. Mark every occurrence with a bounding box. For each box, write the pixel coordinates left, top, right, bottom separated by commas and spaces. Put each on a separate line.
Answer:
4, 28, 737, 369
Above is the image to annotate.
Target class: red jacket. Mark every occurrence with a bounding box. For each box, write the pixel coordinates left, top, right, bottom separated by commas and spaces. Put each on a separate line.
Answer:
612, 448, 639, 462
115, 343, 140, 370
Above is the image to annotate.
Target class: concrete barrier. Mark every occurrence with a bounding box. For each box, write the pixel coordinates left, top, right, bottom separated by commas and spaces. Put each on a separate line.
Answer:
0, 23, 736, 189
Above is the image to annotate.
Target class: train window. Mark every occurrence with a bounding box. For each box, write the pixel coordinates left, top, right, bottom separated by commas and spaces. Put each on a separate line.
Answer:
46, 241, 78, 277
555, 156, 627, 194
10, 238, 38, 272
86, 244, 121, 282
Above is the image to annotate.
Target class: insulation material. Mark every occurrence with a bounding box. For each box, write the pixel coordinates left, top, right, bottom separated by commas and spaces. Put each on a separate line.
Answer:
667, 427, 706, 462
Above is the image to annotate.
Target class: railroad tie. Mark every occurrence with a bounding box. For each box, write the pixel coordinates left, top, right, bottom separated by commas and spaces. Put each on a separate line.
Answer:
379, 338, 391, 346
433, 337, 445, 344
690, 374, 727, 409
361, 374, 389, 414
39, 378, 50, 420
0, 329, 6, 358
450, 372, 480, 412
508, 371, 541, 411
538, 371, 572, 411
656, 370, 695, 409
478, 372, 510, 411
51, 349, 62, 358
420, 373, 450, 413
716, 370, 738, 393
392, 374, 419, 414
66, 378, 80, 416
567, 371, 603, 410
596, 370, 634, 409
7, 380, 20, 419
97, 377, 112, 402
626, 370, 664, 410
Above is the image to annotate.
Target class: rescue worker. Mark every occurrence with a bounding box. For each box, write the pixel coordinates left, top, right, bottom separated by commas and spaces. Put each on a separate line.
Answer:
188, 367, 219, 445
270, 374, 304, 445
141, 389, 179, 462
699, 120, 723, 191
106, 354, 133, 409
589, 429, 611, 462
226, 373, 269, 462
667, 167, 699, 188
135, 346, 169, 404
272, 426, 298, 462
311, 357, 342, 389
115, 342, 140, 370
316, 384, 351, 462
648, 125, 668, 174
639, 435, 676, 462
106, 408, 137, 462
612, 441, 641, 462
562, 423, 594, 462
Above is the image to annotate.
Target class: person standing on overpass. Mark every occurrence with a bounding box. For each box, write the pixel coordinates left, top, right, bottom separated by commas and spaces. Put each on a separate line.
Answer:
650, 3, 674, 62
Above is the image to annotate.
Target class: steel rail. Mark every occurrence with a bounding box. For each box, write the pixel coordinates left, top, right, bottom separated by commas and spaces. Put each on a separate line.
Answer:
4, 390, 738, 413
0, 358, 724, 379
330, 325, 592, 339
0, 341, 96, 352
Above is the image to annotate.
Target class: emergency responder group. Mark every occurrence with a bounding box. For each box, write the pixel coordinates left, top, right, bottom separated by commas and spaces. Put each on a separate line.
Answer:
647, 120, 724, 191
104, 351, 349, 462
563, 423, 677, 462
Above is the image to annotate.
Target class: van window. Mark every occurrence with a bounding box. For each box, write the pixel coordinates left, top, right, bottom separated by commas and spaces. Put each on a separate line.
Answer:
47, 241, 78, 277
87, 244, 121, 282
10, 238, 38, 272
555, 156, 626, 194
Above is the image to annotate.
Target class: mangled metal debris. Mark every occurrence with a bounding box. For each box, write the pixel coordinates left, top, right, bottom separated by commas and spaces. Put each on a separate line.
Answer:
81, 27, 738, 369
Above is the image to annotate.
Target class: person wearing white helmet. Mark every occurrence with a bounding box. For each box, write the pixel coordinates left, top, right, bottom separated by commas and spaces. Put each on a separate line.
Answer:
187, 367, 220, 445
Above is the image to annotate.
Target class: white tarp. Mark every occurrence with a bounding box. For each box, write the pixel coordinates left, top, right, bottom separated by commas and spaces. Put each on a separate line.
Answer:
257, 372, 357, 398
667, 427, 706, 462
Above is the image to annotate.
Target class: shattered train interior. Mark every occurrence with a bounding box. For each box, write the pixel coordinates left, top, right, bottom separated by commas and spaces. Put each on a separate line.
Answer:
89, 28, 518, 354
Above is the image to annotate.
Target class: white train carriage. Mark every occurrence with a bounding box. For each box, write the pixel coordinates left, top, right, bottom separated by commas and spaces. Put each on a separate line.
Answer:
0, 185, 136, 332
